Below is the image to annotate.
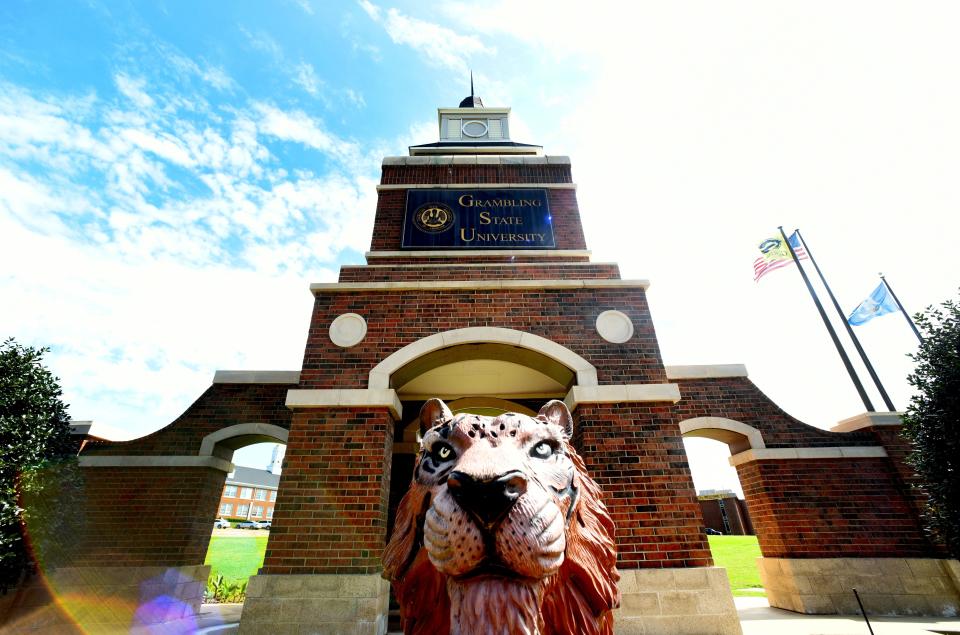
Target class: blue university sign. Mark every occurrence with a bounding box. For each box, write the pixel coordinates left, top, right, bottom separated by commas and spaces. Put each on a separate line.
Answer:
402, 189, 555, 249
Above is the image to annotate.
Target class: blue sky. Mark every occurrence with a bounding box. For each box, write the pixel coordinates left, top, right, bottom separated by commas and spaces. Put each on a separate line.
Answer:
3, 1, 960, 492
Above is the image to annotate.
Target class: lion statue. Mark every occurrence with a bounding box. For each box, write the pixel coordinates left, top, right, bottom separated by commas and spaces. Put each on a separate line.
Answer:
383, 398, 620, 635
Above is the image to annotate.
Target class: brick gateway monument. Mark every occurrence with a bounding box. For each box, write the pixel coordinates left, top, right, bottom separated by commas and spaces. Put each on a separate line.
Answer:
25, 93, 959, 634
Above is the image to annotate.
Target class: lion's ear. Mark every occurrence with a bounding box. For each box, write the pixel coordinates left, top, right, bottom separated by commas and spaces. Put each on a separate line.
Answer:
419, 398, 452, 436
538, 399, 573, 438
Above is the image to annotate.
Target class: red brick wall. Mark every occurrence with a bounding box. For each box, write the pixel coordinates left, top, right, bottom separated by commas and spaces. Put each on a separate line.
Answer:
337, 262, 620, 282
371, 189, 586, 251
262, 408, 394, 575
75, 466, 224, 566
299, 288, 666, 389
674, 377, 877, 448
862, 425, 944, 554
368, 255, 592, 264
574, 403, 713, 569
736, 458, 934, 558
380, 164, 573, 185
84, 382, 294, 457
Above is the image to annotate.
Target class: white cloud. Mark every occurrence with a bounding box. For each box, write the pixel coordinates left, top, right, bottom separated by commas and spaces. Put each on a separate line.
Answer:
114, 73, 155, 109
293, 0, 314, 15
0, 65, 407, 438
360, 1, 493, 74
293, 61, 323, 96
357, 0, 380, 21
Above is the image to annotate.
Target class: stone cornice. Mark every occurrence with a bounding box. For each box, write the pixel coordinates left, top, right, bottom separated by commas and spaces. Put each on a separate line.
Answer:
564, 384, 682, 411
376, 183, 576, 191
728, 446, 887, 467
213, 370, 301, 384
831, 411, 904, 433
344, 262, 615, 270
365, 249, 591, 260
665, 364, 749, 380
310, 279, 650, 295
79, 455, 235, 472
285, 389, 402, 419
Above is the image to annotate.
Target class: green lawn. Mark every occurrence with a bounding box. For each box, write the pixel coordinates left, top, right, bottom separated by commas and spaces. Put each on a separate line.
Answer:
205, 536, 268, 583
204, 534, 765, 596
708, 535, 765, 597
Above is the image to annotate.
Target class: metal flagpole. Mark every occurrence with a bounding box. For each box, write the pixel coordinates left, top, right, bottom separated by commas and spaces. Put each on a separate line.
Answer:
795, 230, 896, 411
778, 226, 875, 411
880, 274, 923, 344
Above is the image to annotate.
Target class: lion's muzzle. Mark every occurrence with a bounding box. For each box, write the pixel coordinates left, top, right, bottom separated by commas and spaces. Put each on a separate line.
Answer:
447, 470, 528, 527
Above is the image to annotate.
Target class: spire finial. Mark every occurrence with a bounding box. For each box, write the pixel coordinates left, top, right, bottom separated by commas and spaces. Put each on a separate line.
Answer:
458, 72, 483, 108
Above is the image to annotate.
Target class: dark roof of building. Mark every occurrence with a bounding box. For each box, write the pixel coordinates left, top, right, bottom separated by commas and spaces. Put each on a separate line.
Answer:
227, 465, 280, 489
409, 141, 541, 149
458, 95, 484, 107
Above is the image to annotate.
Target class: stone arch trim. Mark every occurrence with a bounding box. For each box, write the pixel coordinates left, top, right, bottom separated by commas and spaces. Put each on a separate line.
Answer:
198, 422, 289, 457
679, 416, 766, 452
368, 327, 598, 389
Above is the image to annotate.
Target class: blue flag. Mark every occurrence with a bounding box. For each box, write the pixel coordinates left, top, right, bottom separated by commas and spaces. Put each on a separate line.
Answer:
848, 282, 899, 326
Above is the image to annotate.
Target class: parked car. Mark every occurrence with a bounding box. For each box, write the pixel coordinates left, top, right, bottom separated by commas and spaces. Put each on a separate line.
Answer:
237, 519, 270, 530
704, 528, 722, 535
213, 518, 230, 529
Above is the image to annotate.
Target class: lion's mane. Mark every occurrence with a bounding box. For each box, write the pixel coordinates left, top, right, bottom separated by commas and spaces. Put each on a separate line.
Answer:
383, 421, 620, 635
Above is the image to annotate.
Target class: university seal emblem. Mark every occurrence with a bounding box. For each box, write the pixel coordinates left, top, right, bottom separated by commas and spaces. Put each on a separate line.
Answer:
414, 202, 455, 233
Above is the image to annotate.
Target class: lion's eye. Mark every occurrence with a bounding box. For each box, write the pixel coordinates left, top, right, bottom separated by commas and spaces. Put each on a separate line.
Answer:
431, 443, 455, 462
530, 441, 555, 459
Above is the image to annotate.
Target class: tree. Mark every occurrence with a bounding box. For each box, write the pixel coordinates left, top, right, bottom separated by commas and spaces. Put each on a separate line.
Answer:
0, 338, 81, 592
901, 291, 960, 559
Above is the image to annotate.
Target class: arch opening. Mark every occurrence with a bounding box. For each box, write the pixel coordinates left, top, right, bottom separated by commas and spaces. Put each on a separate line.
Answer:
369, 327, 598, 391
199, 423, 289, 461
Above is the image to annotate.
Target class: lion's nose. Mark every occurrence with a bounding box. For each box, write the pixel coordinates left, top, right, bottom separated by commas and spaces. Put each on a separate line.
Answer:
447, 471, 527, 527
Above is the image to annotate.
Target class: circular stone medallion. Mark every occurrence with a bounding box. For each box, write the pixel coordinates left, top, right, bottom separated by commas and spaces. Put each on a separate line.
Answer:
595, 310, 634, 344
329, 313, 368, 348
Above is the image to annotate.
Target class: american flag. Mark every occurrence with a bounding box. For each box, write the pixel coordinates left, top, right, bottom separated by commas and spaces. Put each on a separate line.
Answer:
753, 232, 807, 282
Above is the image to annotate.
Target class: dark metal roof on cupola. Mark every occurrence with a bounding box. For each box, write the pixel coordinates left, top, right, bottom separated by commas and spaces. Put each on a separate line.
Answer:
458, 71, 484, 107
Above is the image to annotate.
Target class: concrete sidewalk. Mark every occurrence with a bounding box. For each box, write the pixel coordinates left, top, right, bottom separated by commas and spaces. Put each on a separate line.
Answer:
194, 600, 960, 635
738, 597, 960, 635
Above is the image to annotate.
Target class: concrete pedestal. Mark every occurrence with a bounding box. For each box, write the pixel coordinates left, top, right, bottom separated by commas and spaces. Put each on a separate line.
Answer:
759, 557, 960, 616
614, 567, 742, 635
239, 573, 389, 635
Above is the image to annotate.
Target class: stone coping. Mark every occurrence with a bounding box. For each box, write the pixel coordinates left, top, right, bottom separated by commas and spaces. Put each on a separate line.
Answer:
665, 364, 749, 380
729, 446, 887, 467
78, 455, 235, 471
285, 388, 403, 418
365, 248, 592, 260
310, 278, 650, 295
343, 261, 616, 269
832, 411, 904, 433
212, 370, 300, 384
377, 182, 576, 190
382, 155, 568, 165
564, 384, 682, 411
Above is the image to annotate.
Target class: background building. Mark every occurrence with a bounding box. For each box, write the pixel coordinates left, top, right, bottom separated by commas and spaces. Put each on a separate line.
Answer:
216, 466, 279, 522
698, 489, 754, 535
